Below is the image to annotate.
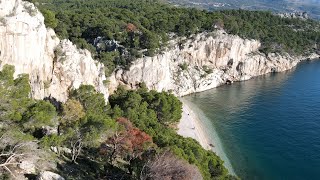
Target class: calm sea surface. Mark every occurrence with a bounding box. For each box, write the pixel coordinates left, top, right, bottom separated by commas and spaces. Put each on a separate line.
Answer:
183, 60, 320, 179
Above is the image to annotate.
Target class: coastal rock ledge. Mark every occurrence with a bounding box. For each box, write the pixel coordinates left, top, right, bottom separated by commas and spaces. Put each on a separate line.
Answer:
109, 31, 319, 96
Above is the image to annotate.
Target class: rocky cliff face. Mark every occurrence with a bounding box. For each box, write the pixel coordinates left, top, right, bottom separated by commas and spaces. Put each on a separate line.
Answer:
109, 30, 319, 96
0, 0, 318, 102
0, 0, 108, 102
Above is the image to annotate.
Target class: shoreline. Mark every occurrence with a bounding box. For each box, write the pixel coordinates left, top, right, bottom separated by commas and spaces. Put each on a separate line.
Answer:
177, 99, 236, 175
177, 100, 212, 151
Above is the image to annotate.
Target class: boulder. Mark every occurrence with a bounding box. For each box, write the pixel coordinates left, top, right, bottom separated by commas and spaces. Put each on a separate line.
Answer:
37, 171, 65, 180
19, 160, 36, 174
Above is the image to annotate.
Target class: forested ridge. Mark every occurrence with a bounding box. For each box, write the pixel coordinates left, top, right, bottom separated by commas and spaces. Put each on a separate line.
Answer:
30, 0, 320, 75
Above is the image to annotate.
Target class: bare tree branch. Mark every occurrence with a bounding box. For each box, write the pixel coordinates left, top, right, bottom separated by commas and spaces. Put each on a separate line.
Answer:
0, 135, 43, 178
141, 151, 203, 180
3, 165, 16, 178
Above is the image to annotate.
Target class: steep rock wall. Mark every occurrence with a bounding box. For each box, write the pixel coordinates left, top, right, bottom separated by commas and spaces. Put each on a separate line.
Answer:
0, 0, 318, 101
0, 0, 108, 102
109, 30, 319, 96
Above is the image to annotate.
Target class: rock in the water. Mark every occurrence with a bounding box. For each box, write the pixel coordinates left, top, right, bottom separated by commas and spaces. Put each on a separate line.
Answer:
37, 171, 65, 180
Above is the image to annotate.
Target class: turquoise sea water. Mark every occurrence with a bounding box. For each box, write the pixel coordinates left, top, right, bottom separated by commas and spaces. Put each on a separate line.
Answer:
183, 60, 320, 179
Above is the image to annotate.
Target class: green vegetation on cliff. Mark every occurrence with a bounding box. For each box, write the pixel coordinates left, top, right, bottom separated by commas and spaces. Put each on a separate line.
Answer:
0, 66, 235, 179
221, 10, 320, 55
32, 0, 320, 74
5, 0, 318, 178
108, 85, 232, 179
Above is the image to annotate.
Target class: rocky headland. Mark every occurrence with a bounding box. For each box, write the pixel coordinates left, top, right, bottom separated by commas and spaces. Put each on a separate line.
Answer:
108, 31, 319, 97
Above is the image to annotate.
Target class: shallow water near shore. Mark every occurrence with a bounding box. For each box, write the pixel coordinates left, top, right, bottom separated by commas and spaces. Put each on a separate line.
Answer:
183, 60, 320, 179
180, 99, 236, 174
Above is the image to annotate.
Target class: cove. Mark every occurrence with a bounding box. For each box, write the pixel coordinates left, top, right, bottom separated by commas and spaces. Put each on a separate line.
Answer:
183, 60, 320, 179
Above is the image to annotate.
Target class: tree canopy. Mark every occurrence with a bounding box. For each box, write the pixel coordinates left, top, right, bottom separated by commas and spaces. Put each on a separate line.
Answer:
33, 0, 320, 76
108, 86, 233, 179
0, 66, 236, 179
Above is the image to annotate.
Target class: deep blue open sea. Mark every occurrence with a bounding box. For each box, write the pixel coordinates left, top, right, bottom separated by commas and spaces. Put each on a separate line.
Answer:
183, 60, 320, 179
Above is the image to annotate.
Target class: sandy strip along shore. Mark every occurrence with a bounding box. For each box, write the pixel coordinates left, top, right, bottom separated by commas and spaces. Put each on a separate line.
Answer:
177, 99, 236, 175
178, 101, 216, 152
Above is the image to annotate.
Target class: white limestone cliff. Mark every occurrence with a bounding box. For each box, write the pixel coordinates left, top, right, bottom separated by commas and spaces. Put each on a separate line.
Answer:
0, 0, 108, 102
0, 0, 318, 102
109, 30, 319, 96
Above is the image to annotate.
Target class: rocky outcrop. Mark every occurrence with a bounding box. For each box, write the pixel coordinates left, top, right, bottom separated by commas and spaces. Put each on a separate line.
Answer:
277, 12, 309, 20
37, 171, 65, 180
19, 160, 36, 174
109, 30, 319, 96
49, 40, 107, 101
0, 0, 318, 102
0, 0, 108, 102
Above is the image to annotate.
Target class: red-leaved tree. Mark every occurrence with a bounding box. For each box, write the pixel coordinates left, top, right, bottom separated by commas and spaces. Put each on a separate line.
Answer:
100, 118, 153, 164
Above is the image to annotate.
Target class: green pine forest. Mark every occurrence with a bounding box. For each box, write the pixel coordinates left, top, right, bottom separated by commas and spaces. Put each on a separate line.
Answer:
1, 0, 320, 179
0, 64, 235, 179
31, 0, 320, 75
